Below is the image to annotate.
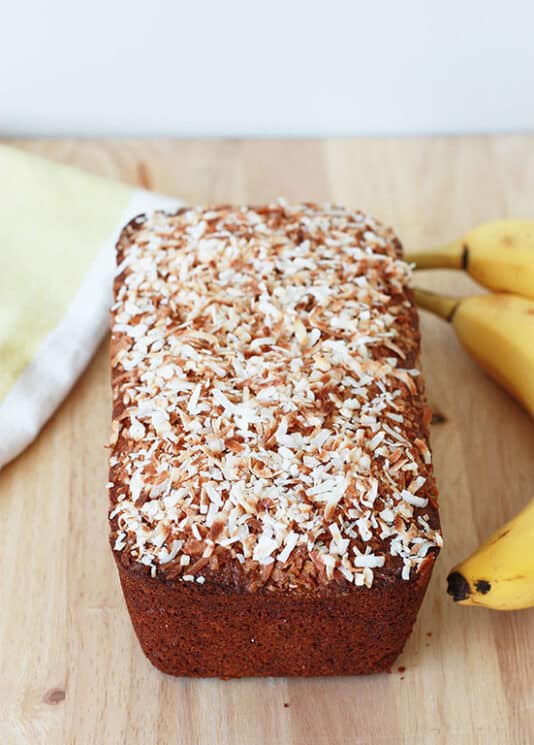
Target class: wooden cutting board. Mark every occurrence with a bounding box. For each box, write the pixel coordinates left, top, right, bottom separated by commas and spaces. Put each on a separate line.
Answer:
1, 138, 533, 745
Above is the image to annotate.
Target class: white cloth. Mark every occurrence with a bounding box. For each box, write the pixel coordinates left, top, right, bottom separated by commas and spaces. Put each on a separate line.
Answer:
0, 188, 180, 468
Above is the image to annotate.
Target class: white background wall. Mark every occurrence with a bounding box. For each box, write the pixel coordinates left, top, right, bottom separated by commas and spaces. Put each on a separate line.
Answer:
1, 0, 533, 137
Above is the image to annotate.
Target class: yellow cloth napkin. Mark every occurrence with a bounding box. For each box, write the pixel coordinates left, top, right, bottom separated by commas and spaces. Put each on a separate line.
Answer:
0, 145, 180, 468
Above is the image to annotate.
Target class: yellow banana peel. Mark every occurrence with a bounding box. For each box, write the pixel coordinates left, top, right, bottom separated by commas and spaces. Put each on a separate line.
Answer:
407, 219, 534, 299
414, 289, 534, 418
447, 500, 534, 610
415, 287, 534, 609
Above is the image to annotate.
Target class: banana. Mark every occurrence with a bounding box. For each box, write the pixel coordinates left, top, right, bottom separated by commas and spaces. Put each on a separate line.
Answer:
406, 220, 534, 299
414, 289, 534, 418
415, 287, 534, 609
447, 499, 534, 610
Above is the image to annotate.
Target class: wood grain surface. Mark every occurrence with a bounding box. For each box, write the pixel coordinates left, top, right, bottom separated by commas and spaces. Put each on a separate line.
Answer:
1, 138, 534, 745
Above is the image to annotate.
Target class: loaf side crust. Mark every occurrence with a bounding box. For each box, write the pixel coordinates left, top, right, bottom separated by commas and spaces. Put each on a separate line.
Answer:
115, 551, 435, 677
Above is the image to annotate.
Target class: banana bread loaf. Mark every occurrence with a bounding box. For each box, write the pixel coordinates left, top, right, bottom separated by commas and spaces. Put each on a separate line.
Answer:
109, 201, 442, 678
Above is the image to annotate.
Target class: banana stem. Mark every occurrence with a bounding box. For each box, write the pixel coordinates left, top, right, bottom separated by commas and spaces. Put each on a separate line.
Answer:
413, 288, 460, 322
405, 239, 466, 269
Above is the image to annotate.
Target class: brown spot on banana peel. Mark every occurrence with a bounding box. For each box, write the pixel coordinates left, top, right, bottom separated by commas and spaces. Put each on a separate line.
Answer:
448, 571, 528, 605
447, 574, 493, 603
474, 579, 492, 594
461, 243, 469, 269
447, 571, 472, 602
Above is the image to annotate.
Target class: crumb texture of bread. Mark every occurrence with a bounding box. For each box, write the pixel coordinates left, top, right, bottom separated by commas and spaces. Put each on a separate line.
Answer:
108, 201, 441, 677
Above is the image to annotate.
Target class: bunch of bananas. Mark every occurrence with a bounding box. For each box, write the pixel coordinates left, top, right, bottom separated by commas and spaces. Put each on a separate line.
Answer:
408, 220, 534, 610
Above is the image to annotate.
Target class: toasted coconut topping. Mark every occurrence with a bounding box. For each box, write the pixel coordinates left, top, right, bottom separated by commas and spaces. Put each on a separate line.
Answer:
109, 201, 441, 591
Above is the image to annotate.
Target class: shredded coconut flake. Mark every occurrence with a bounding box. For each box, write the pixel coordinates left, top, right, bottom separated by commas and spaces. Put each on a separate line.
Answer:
109, 202, 441, 589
